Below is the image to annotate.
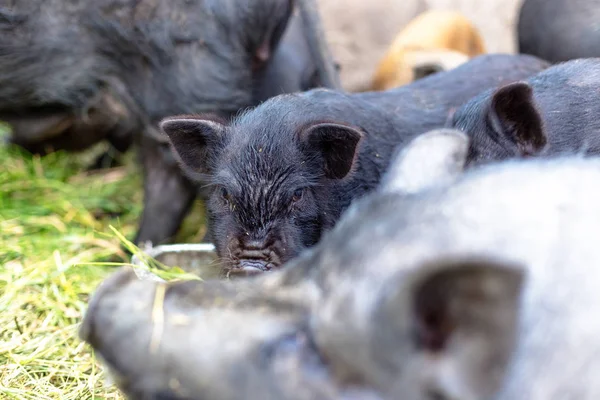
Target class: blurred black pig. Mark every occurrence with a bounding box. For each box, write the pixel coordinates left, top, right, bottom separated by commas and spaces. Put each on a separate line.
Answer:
161, 53, 549, 274
81, 129, 600, 399
0, 0, 338, 246
518, 0, 600, 63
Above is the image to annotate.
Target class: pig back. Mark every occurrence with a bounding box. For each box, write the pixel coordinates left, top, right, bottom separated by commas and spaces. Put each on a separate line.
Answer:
357, 54, 549, 140
518, 0, 600, 62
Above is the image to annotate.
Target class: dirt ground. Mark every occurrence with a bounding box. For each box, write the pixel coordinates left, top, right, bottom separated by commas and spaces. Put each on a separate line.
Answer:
317, 0, 524, 91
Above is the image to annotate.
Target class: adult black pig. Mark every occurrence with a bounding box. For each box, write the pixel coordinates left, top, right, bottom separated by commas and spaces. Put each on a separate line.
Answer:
80, 130, 600, 400
518, 0, 600, 63
450, 58, 600, 166
161, 53, 548, 274
0, 0, 338, 246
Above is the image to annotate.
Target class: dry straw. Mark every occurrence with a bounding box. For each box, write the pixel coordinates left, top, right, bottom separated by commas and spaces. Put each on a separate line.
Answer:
0, 136, 206, 399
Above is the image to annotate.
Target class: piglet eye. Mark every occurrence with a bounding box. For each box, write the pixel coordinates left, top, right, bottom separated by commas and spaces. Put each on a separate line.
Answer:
292, 188, 304, 203
220, 187, 230, 202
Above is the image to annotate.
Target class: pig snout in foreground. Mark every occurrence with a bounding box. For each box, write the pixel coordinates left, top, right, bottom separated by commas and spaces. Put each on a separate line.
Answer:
160, 53, 548, 274
450, 58, 600, 166
79, 267, 382, 400
81, 129, 600, 399
518, 0, 600, 63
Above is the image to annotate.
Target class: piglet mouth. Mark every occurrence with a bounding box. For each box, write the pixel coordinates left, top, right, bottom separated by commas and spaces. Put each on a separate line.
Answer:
227, 259, 278, 277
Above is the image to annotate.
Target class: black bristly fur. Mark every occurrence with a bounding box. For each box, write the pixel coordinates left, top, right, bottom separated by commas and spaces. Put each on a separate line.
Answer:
164, 54, 550, 272
0, 0, 293, 118
518, 0, 600, 64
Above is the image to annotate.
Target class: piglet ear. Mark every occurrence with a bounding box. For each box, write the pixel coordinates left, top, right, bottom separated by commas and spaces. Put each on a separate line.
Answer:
159, 116, 226, 175
384, 257, 524, 399
299, 122, 364, 180
379, 128, 469, 195
489, 82, 546, 156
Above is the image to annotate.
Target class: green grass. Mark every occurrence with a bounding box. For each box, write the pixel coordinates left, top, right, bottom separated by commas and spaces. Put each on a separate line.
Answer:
0, 137, 207, 399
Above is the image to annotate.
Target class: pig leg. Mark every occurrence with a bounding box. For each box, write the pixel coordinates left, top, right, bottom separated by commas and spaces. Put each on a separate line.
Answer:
134, 133, 196, 246
87, 148, 122, 170
297, 0, 342, 90
86, 124, 135, 171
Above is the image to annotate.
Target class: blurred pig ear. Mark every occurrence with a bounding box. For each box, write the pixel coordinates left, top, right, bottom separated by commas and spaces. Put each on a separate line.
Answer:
299, 122, 364, 179
250, 0, 293, 69
384, 257, 524, 399
379, 128, 469, 195
160, 116, 226, 174
489, 82, 547, 156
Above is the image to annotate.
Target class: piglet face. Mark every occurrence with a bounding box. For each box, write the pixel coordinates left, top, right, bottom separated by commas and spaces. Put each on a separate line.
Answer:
161, 114, 363, 274
206, 151, 324, 274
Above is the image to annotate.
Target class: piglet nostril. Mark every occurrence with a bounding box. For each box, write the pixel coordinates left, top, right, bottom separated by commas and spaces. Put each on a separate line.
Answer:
244, 239, 267, 250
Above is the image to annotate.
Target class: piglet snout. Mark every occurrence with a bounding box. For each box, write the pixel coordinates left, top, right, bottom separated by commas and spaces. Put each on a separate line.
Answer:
226, 260, 271, 277
240, 259, 269, 273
